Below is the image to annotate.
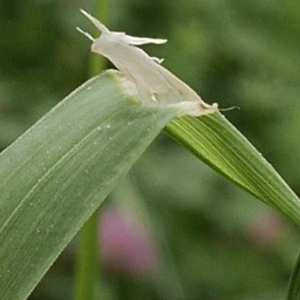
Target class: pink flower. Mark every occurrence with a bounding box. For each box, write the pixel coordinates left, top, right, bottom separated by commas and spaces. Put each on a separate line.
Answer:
100, 208, 159, 277
247, 211, 286, 248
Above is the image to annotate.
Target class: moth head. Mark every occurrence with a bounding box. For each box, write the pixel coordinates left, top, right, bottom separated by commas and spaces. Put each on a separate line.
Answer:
78, 9, 167, 47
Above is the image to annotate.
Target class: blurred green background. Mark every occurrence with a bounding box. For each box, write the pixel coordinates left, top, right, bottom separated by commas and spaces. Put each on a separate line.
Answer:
1, 0, 300, 299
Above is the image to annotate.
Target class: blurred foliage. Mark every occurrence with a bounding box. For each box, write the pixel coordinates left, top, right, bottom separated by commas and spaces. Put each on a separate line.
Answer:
1, 0, 300, 299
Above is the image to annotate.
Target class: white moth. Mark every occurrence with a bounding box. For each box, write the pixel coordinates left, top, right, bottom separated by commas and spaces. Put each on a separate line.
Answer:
77, 10, 218, 117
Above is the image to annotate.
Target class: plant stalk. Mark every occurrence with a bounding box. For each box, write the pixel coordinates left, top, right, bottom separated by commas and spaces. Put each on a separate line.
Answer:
74, 1, 109, 299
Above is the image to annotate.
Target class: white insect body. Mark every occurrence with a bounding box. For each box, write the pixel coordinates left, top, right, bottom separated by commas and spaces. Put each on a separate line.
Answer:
78, 10, 218, 117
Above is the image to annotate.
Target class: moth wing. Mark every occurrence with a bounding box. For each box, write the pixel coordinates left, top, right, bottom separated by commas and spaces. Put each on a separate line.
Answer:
123, 35, 167, 46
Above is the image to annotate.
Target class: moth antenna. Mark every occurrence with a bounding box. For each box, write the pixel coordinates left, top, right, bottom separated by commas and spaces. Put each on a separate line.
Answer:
76, 27, 95, 41
80, 9, 110, 34
219, 106, 240, 112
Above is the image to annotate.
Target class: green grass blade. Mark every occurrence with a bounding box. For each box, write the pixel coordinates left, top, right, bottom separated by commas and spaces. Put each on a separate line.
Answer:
287, 250, 300, 300
0, 71, 177, 300
165, 112, 300, 225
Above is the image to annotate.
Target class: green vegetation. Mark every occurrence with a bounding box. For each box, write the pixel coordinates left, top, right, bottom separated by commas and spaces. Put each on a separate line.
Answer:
1, 1, 300, 299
